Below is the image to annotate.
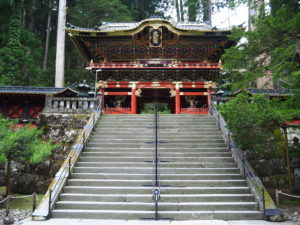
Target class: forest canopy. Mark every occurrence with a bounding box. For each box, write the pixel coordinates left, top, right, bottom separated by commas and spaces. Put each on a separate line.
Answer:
0, 0, 172, 87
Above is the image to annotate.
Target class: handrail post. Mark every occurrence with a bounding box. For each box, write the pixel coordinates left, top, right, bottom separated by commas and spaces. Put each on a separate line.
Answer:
262, 186, 266, 220
68, 157, 72, 179
82, 132, 86, 149
93, 114, 96, 131
5, 195, 11, 217
217, 114, 221, 131
242, 158, 246, 178
48, 189, 52, 218
32, 193, 37, 212
155, 101, 158, 187
228, 132, 231, 151
275, 189, 280, 207
153, 101, 160, 220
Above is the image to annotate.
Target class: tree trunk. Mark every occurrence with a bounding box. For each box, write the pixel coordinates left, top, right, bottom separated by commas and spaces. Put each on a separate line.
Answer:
28, 0, 38, 32
55, 0, 67, 87
24, 47, 31, 85
179, 0, 184, 21
203, 0, 212, 25
297, 35, 300, 64
43, 8, 52, 71
175, 0, 180, 22
5, 159, 11, 196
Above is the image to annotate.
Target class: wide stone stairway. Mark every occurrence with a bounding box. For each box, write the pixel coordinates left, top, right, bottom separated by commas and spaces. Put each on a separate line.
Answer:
52, 114, 263, 220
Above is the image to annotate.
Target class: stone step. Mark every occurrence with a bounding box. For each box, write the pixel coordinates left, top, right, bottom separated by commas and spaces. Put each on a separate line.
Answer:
51, 114, 262, 221
55, 201, 258, 211
51, 209, 152, 220
88, 139, 225, 144
80, 152, 232, 157
100, 115, 213, 119
89, 140, 226, 145
91, 134, 221, 138
67, 179, 246, 187
159, 211, 263, 220
51, 209, 263, 220
76, 162, 237, 168
79, 156, 235, 163
71, 173, 242, 180
59, 193, 254, 202
85, 143, 227, 148
96, 125, 217, 129
62, 186, 251, 195
98, 122, 217, 126
83, 147, 229, 153
94, 128, 220, 132
89, 136, 223, 141
74, 167, 240, 174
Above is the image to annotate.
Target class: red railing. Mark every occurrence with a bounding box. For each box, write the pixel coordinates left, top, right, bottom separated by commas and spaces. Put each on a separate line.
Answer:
90, 62, 221, 69
180, 107, 209, 114
176, 62, 221, 69
104, 107, 131, 114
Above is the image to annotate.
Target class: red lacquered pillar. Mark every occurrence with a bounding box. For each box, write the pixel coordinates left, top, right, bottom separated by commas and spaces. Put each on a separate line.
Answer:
175, 83, 181, 114
131, 83, 137, 114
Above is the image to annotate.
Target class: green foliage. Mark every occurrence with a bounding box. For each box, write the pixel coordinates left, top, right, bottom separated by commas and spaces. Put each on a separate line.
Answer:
219, 94, 300, 151
0, 117, 57, 163
185, 0, 200, 21
0, 0, 172, 86
68, 0, 132, 27
222, 6, 300, 89
141, 103, 170, 114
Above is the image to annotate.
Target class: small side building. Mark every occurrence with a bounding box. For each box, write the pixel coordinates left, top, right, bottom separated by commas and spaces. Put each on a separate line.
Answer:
0, 86, 78, 123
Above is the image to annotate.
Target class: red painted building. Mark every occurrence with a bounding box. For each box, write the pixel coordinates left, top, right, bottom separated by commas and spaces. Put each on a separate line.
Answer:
0, 86, 78, 122
66, 19, 233, 114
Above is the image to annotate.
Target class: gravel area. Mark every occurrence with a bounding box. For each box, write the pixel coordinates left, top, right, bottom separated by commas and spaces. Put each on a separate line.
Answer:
282, 207, 300, 223
0, 209, 31, 225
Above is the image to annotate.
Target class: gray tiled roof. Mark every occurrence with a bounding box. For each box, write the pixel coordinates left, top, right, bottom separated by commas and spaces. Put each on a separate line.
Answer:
235, 88, 298, 96
66, 18, 229, 33
0, 86, 78, 95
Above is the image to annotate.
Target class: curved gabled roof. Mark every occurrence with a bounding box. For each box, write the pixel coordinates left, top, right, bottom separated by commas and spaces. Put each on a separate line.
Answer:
66, 18, 231, 36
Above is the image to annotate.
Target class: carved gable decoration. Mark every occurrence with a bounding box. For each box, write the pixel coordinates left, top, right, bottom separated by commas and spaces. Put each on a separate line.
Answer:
149, 28, 162, 47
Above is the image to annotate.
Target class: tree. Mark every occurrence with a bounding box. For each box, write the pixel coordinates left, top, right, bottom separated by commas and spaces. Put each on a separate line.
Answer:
175, 0, 181, 22
219, 93, 300, 151
186, 0, 199, 21
202, 0, 212, 24
221, 6, 300, 89
55, 0, 67, 88
0, 0, 24, 85
179, 0, 184, 21
0, 117, 57, 195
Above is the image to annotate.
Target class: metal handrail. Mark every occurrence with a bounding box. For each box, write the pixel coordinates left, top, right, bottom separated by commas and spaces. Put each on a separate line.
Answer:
32, 96, 103, 220
209, 100, 278, 219
152, 101, 161, 220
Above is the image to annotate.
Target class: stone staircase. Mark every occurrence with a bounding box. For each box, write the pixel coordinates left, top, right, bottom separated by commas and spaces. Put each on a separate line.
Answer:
51, 114, 263, 220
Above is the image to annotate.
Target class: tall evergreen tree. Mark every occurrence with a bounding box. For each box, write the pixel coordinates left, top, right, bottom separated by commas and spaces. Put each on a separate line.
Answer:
0, 0, 24, 85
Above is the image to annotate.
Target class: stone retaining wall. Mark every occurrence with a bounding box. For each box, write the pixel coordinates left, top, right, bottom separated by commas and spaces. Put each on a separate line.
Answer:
0, 113, 90, 194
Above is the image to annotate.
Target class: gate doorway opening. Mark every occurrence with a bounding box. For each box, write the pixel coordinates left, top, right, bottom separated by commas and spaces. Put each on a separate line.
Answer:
100, 81, 213, 114
139, 88, 173, 114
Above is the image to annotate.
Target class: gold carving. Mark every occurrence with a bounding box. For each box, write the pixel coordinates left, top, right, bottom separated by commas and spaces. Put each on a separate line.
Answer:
149, 28, 162, 47
135, 89, 142, 97
205, 81, 217, 89
169, 89, 176, 97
